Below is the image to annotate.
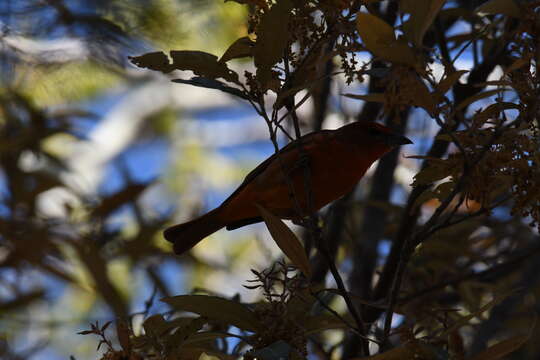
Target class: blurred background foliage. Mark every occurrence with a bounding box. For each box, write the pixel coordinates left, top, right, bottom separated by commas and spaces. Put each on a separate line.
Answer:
1, 0, 540, 359
0, 0, 254, 358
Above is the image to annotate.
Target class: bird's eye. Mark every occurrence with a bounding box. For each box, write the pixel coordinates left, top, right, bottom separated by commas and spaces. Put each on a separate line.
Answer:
368, 127, 382, 136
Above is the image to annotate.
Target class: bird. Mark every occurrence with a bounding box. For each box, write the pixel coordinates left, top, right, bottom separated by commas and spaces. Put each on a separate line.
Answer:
164, 121, 412, 254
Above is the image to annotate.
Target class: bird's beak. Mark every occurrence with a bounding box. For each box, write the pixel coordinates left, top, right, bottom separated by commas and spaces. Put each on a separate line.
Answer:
386, 134, 413, 146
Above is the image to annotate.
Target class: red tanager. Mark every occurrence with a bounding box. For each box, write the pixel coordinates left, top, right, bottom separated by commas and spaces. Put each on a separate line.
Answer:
164, 121, 412, 254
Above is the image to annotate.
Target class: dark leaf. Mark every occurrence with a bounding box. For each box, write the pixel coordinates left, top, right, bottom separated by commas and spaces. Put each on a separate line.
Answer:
100, 320, 112, 332
161, 295, 260, 332
92, 182, 151, 219
0, 290, 45, 313
356, 12, 416, 65
469, 335, 530, 360
172, 77, 249, 100
130, 51, 239, 83
255, 203, 312, 278
220, 36, 255, 63
253, 0, 293, 88
401, 0, 446, 46
250, 340, 291, 360
129, 52, 174, 73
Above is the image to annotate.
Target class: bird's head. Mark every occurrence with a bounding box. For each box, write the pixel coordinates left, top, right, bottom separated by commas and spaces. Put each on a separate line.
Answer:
340, 121, 412, 148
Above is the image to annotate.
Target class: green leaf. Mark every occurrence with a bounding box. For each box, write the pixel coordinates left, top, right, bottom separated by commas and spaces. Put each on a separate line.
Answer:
356, 12, 416, 65
476, 0, 522, 18
161, 295, 260, 332
220, 36, 255, 62
172, 77, 249, 100
254, 0, 294, 88
255, 203, 312, 278
401, 0, 447, 46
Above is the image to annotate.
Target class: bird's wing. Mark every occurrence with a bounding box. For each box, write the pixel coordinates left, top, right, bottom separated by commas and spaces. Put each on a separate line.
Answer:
220, 129, 334, 207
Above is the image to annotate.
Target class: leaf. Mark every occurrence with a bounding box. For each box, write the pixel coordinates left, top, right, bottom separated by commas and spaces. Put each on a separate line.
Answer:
130, 50, 238, 83
437, 290, 514, 339
436, 70, 469, 95
143, 314, 170, 337
250, 340, 291, 360
356, 12, 416, 65
411, 158, 453, 187
255, 203, 312, 278
220, 36, 255, 62
161, 295, 260, 332
401, 0, 447, 46
166, 316, 208, 347
303, 314, 350, 334
116, 320, 131, 354
183, 332, 243, 346
199, 353, 222, 360
128, 51, 174, 73
473, 102, 521, 123
253, 0, 294, 87
354, 341, 436, 359
343, 93, 386, 103
456, 89, 508, 110
172, 77, 249, 100
92, 182, 150, 219
170, 51, 239, 83
476, 0, 522, 18
0, 290, 45, 313
224, 0, 269, 10
468, 335, 529, 360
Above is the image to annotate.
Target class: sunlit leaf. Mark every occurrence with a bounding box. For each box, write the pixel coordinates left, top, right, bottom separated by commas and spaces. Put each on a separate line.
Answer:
255, 203, 312, 278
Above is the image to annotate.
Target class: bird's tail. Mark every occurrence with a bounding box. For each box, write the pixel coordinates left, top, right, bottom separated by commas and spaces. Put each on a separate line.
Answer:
164, 208, 225, 255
